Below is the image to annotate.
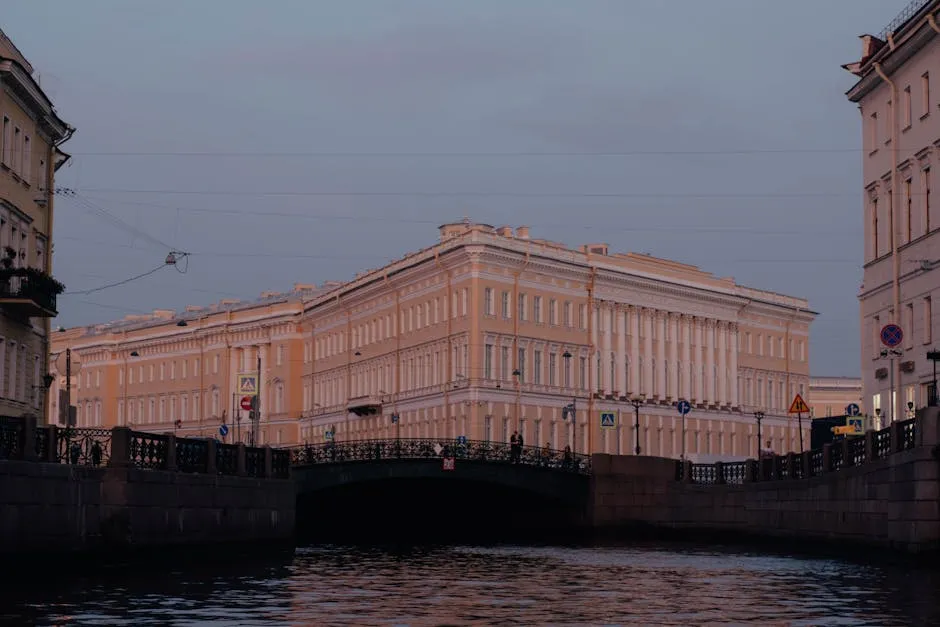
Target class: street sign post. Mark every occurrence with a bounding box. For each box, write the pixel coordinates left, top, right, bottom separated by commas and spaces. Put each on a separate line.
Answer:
846, 417, 863, 435
788, 393, 810, 454
240, 396, 253, 411
845, 403, 861, 417
677, 400, 691, 460
600, 411, 616, 429
456, 435, 467, 445
219, 424, 229, 438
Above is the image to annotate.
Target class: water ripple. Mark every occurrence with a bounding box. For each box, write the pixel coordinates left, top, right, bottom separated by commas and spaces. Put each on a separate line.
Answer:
2, 543, 938, 626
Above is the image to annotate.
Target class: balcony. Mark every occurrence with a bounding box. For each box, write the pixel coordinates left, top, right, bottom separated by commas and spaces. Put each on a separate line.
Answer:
346, 395, 383, 417
0, 267, 65, 318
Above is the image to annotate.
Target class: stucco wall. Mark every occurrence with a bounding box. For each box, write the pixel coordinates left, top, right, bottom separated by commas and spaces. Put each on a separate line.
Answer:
0, 459, 295, 556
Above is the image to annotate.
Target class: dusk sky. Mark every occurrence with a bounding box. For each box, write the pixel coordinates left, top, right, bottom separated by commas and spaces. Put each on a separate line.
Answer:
3, 0, 909, 376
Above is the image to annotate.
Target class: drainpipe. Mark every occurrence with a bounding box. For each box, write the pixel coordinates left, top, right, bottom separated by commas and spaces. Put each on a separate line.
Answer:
586, 266, 597, 455
434, 251, 454, 436
511, 245, 531, 434
874, 61, 902, 426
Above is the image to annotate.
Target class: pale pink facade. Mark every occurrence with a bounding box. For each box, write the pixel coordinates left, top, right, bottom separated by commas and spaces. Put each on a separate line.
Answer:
808, 376, 863, 419
55, 222, 815, 459
845, 0, 940, 424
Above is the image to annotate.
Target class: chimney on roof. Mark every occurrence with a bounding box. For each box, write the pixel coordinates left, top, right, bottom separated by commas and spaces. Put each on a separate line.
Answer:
293, 283, 316, 292
516, 226, 530, 239
496, 225, 512, 237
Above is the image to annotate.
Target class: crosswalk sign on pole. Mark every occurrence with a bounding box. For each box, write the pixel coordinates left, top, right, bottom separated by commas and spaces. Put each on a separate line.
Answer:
237, 374, 258, 396
846, 417, 864, 435
788, 393, 810, 414
600, 411, 616, 429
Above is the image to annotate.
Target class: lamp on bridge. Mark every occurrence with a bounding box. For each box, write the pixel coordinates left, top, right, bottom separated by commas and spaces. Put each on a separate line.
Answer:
629, 394, 645, 455
562, 351, 577, 453
753, 410, 765, 459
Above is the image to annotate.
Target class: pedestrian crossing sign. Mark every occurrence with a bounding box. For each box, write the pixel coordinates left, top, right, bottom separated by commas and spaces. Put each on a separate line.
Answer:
600, 411, 616, 429
238, 374, 258, 396
847, 417, 863, 435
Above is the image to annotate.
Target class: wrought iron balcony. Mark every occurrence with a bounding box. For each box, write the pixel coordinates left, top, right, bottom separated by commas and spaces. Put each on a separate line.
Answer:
0, 267, 64, 318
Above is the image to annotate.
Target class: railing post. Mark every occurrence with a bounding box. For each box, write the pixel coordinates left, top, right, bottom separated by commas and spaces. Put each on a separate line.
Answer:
787, 452, 799, 479
841, 438, 851, 467
772, 455, 783, 480
19, 415, 37, 461
46, 424, 58, 463
263, 446, 273, 478
236, 443, 247, 476
683, 460, 693, 483
864, 430, 875, 463
165, 434, 178, 472
891, 420, 904, 454
109, 427, 133, 468
206, 439, 218, 475
800, 451, 812, 478
822, 443, 832, 472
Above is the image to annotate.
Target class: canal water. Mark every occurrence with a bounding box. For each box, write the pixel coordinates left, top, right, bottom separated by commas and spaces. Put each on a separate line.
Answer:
4, 542, 938, 626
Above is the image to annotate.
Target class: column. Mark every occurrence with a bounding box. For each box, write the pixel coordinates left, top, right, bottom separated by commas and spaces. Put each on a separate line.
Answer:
602, 305, 612, 395
694, 318, 703, 403
718, 322, 728, 407
669, 313, 679, 400
729, 323, 739, 408
643, 308, 653, 397
591, 303, 599, 393
616, 306, 627, 395
705, 321, 715, 405
681, 315, 692, 401
630, 306, 640, 395
656, 312, 666, 399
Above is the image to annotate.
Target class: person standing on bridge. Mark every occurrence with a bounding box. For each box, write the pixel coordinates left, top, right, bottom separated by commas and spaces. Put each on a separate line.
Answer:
517, 431, 524, 463
510, 431, 519, 463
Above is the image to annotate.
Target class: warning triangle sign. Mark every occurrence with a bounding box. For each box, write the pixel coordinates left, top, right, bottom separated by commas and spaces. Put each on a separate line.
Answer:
788, 393, 810, 414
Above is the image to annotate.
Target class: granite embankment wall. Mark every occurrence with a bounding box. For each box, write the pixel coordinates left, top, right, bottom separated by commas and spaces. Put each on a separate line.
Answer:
590, 408, 940, 553
0, 421, 294, 556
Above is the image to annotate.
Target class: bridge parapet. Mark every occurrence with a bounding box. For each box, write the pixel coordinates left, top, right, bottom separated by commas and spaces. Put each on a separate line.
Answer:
286, 438, 591, 475
677, 415, 922, 486
0, 415, 290, 479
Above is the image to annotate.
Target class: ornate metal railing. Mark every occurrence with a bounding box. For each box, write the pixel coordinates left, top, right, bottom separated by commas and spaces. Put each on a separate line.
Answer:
216, 443, 238, 476
682, 418, 922, 486
245, 447, 264, 477
0, 417, 22, 460
873, 428, 891, 460
57, 428, 111, 467
176, 438, 209, 474
286, 438, 592, 474
271, 449, 290, 479
130, 432, 168, 470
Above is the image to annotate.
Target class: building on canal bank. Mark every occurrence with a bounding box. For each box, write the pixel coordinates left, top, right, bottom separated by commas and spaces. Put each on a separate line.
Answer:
54, 220, 815, 457
843, 0, 940, 422
807, 376, 864, 418
0, 27, 74, 424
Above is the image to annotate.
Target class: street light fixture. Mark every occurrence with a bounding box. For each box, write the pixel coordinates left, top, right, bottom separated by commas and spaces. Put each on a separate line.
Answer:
753, 410, 765, 459
629, 394, 645, 455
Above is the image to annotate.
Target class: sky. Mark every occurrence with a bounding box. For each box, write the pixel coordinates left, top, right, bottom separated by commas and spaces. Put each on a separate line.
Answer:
2, 0, 912, 377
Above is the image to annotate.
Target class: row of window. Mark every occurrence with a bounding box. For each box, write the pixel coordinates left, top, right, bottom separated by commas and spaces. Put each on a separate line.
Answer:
868, 166, 934, 261
114, 384, 288, 425
315, 289, 471, 360
868, 71, 931, 151
0, 113, 45, 186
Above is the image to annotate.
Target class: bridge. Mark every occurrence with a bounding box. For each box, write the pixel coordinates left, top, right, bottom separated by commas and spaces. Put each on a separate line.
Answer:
288, 439, 592, 542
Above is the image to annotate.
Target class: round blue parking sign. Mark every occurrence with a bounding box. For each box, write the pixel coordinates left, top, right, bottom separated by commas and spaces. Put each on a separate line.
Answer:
880, 324, 903, 348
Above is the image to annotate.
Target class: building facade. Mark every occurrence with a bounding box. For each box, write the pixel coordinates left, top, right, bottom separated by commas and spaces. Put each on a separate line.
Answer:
844, 0, 940, 424
808, 376, 864, 419
56, 222, 815, 459
0, 28, 73, 423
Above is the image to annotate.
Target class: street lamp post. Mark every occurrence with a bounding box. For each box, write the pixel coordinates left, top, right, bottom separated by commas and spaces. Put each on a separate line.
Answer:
630, 394, 645, 455
753, 410, 765, 459
123, 350, 139, 426
927, 349, 940, 407
562, 351, 577, 453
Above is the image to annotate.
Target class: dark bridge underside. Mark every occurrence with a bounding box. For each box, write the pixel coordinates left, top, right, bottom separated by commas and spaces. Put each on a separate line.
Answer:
295, 459, 590, 543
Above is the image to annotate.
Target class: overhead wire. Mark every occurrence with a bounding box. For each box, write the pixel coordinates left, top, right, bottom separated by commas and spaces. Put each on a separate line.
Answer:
67, 147, 865, 157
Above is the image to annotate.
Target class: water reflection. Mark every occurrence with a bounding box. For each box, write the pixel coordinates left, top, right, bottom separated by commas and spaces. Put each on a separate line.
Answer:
3, 542, 938, 626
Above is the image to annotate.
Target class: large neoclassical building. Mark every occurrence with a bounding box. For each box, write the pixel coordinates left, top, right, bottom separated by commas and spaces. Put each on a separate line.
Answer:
54, 221, 815, 460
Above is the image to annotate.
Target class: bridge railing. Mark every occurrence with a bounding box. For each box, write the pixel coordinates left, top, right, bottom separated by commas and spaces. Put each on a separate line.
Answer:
286, 438, 592, 474
0, 415, 289, 480
677, 417, 918, 486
